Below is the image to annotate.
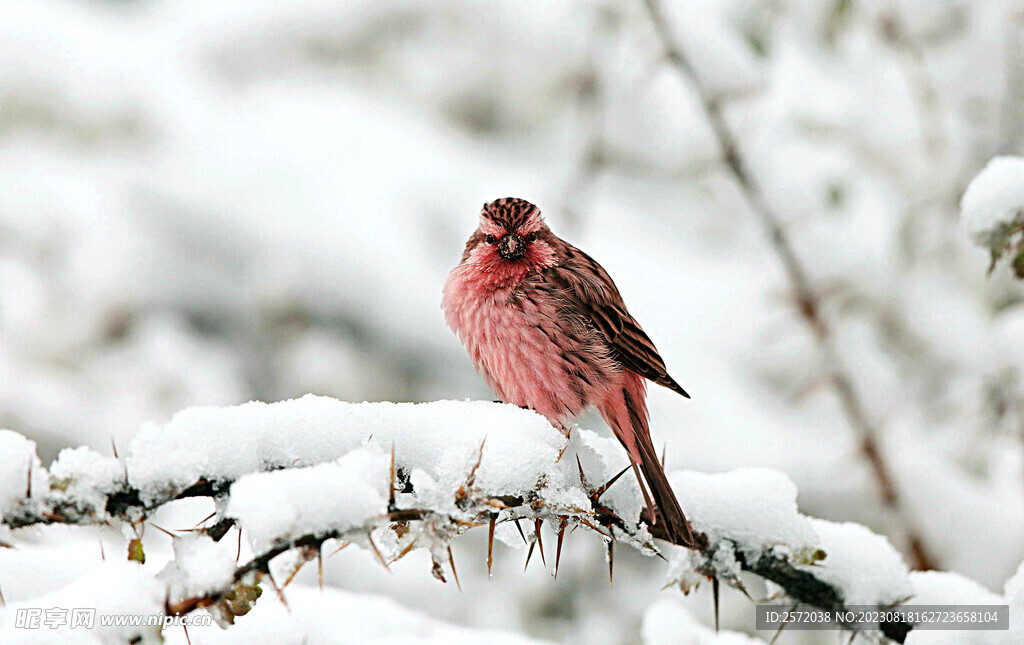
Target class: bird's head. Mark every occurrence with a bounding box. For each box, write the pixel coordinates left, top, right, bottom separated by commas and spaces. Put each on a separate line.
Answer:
460, 198, 559, 285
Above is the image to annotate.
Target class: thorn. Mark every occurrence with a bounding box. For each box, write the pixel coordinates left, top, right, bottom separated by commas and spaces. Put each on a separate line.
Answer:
514, 518, 527, 544
576, 455, 590, 490
111, 437, 130, 482
595, 465, 631, 499
556, 442, 569, 461
318, 547, 324, 591
487, 514, 496, 579
366, 532, 390, 571
661, 442, 667, 468
535, 519, 546, 567
99, 540, 106, 562
149, 523, 176, 539
386, 537, 418, 566
0, 581, 5, 607
465, 437, 487, 489
555, 519, 567, 579
236, 527, 243, 563
281, 557, 307, 589
25, 457, 32, 498
594, 504, 624, 524
266, 570, 290, 613
389, 442, 397, 511
769, 603, 798, 645
712, 576, 720, 633
607, 540, 614, 585
329, 541, 351, 557
577, 519, 610, 538
182, 624, 191, 645
734, 576, 754, 602
447, 546, 461, 591
190, 511, 217, 531
524, 540, 536, 571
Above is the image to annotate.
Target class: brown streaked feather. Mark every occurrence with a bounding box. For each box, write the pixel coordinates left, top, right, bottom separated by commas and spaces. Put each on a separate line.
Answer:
543, 244, 690, 398
482, 197, 540, 233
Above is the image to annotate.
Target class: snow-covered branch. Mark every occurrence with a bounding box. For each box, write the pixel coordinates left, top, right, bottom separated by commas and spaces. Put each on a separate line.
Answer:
962, 156, 1024, 279
6, 396, 1015, 642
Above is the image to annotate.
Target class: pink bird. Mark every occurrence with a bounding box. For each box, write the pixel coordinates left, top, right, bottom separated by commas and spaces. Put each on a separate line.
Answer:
443, 197, 695, 546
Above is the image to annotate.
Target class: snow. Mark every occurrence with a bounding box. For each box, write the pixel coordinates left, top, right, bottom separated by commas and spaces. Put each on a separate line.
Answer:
127, 396, 567, 506
642, 595, 766, 645
1004, 560, 1024, 643
228, 448, 390, 551
798, 519, 913, 607
0, 430, 47, 516
961, 156, 1024, 242
47, 447, 124, 516
908, 570, 1002, 605
904, 571, 1011, 645
1005, 559, 1024, 608
670, 468, 818, 560
160, 533, 239, 604
161, 583, 553, 645
0, 561, 165, 644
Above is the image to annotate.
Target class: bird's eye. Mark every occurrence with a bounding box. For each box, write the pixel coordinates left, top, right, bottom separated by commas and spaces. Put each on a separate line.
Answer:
485, 234, 496, 244
526, 232, 537, 242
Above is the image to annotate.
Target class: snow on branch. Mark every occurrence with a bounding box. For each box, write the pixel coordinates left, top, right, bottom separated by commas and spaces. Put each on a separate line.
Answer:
0, 395, 968, 642
961, 156, 1024, 278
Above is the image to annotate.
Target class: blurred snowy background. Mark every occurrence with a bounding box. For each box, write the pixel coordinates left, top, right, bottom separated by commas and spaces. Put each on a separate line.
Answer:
2, 0, 1024, 642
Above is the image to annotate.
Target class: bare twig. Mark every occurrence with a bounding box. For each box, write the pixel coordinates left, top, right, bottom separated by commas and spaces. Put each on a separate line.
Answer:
640, 0, 936, 571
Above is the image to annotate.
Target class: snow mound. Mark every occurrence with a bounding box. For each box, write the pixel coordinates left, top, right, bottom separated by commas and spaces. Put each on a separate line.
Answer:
799, 519, 912, 606
642, 595, 766, 644
0, 430, 48, 516
160, 533, 239, 604
0, 561, 165, 644
228, 448, 391, 551
671, 468, 818, 559
126, 395, 566, 504
961, 156, 1024, 241
167, 583, 553, 645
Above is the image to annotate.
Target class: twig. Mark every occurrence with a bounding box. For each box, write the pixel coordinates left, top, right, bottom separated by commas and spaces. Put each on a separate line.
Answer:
640, 0, 936, 571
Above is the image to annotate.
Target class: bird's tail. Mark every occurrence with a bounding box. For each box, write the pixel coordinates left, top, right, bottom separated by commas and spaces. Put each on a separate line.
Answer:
634, 431, 695, 547
600, 373, 696, 548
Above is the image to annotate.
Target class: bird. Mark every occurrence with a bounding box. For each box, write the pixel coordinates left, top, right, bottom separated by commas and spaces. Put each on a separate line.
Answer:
442, 197, 695, 547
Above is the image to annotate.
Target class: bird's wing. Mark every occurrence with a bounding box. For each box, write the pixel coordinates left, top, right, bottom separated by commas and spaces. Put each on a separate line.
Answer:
541, 246, 690, 398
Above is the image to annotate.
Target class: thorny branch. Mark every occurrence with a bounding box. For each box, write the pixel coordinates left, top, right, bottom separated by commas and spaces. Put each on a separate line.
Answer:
4, 446, 914, 643
640, 0, 936, 571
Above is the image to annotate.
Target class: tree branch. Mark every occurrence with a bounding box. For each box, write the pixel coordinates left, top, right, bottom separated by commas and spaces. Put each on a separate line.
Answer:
639, 0, 936, 571
2, 398, 918, 642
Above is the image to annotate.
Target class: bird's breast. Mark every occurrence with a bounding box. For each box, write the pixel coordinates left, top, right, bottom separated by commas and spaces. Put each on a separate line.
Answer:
443, 266, 612, 422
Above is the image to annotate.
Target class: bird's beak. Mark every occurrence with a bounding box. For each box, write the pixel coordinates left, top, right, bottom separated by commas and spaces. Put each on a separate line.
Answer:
498, 234, 526, 260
